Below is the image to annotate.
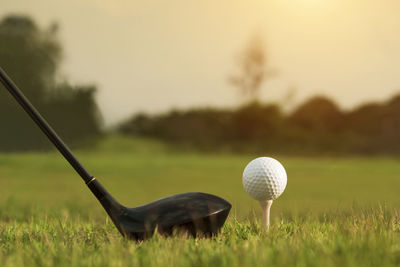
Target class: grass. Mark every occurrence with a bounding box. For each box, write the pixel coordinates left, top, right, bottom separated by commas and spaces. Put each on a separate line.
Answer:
1, 136, 400, 266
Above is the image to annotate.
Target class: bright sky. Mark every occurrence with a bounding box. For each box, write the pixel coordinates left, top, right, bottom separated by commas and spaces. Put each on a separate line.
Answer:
2, 0, 400, 125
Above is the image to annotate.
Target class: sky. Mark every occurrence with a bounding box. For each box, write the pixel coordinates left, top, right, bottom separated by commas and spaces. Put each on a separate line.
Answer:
2, 0, 400, 125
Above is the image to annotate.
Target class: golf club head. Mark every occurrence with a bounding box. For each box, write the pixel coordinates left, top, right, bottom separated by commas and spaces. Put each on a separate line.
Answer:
121, 192, 231, 240
88, 180, 231, 240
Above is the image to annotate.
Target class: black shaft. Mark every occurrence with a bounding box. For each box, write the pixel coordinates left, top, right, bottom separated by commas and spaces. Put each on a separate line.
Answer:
0, 67, 93, 183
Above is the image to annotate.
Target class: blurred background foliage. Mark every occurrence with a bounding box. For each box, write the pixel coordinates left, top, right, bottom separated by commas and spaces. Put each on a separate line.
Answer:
119, 94, 400, 155
1, 15, 400, 155
0, 15, 102, 151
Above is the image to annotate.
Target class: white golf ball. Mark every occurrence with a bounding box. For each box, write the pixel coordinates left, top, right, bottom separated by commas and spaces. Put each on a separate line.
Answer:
242, 157, 287, 201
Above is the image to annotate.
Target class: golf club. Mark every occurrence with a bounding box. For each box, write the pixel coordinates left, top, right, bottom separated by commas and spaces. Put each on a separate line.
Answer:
0, 67, 231, 240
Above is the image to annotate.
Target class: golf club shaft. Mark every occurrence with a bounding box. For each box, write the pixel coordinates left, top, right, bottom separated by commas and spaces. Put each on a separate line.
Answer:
0, 67, 93, 183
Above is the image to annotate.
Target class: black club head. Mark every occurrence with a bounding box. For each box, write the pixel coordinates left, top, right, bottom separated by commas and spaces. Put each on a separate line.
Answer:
88, 180, 232, 240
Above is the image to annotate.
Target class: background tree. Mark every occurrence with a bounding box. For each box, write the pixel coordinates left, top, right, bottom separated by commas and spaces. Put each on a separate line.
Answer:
0, 15, 102, 151
289, 96, 343, 133
229, 35, 276, 102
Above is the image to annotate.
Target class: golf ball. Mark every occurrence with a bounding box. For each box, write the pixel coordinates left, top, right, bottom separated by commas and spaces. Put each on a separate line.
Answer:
242, 157, 287, 201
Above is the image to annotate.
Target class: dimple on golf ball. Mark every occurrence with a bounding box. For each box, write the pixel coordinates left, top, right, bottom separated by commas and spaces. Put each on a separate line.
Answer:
242, 157, 287, 201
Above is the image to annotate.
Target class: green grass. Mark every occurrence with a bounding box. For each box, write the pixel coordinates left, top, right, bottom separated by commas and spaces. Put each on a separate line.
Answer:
1, 136, 400, 266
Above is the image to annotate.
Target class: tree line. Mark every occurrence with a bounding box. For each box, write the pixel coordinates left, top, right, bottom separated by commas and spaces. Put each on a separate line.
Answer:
119, 94, 400, 155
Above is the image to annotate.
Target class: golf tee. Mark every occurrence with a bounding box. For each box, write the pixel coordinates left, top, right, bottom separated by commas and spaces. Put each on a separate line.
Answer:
259, 200, 273, 230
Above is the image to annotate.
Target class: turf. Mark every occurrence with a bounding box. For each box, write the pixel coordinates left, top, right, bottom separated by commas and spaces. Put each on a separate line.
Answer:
1, 136, 400, 266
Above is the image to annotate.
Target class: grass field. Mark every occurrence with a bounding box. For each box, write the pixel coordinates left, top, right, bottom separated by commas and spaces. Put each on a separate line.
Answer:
1, 136, 400, 266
